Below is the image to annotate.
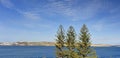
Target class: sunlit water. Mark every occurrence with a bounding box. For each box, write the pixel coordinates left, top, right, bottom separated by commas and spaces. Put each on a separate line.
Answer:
0, 46, 120, 58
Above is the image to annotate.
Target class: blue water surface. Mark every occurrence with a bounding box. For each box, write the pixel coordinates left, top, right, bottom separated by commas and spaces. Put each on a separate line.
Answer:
0, 46, 120, 58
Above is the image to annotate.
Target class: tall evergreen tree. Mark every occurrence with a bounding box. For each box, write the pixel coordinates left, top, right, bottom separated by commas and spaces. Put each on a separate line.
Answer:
77, 24, 97, 58
55, 25, 65, 58
55, 25, 97, 58
66, 26, 79, 58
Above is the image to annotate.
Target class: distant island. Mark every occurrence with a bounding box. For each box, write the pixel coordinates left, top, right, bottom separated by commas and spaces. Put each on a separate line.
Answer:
0, 42, 55, 46
0, 42, 119, 47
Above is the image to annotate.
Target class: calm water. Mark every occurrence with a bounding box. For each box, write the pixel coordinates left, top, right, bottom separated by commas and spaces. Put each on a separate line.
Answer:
0, 46, 120, 58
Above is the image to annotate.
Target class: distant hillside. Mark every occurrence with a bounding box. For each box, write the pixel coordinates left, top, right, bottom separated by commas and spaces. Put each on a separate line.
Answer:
91, 44, 112, 47
0, 42, 117, 47
27, 42, 55, 46
0, 42, 55, 46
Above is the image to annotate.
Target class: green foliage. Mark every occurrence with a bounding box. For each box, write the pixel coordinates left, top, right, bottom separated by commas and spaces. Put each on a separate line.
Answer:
77, 24, 97, 58
55, 25, 65, 58
65, 26, 79, 58
55, 24, 97, 58
61, 50, 78, 58
66, 26, 76, 51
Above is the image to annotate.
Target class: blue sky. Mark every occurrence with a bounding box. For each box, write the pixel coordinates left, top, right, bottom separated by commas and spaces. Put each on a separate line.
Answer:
0, 0, 120, 44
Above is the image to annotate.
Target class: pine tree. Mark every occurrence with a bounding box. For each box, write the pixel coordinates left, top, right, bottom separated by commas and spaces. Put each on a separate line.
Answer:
77, 24, 97, 58
55, 25, 65, 58
55, 25, 97, 58
66, 26, 79, 58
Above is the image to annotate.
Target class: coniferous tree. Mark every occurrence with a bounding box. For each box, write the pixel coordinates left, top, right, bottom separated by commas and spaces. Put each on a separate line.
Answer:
77, 24, 97, 58
55, 24, 97, 58
66, 26, 79, 58
55, 25, 65, 58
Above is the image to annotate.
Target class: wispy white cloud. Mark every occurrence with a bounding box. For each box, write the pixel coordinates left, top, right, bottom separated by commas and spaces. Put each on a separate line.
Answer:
36, 0, 103, 21
1, 0, 119, 21
18, 10, 41, 20
1, 0, 117, 21
0, 0, 42, 20
0, 0, 52, 30
43, 0, 120, 21
0, 0, 14, 8
43, 1, 79, 21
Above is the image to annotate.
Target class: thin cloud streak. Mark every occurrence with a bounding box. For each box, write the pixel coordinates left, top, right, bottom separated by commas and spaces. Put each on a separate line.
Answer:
18, 10, 41, 20
1, 0, 118, 21
41, 0, 103, 21
0, 0, 42, 20
0, 0, 14, 8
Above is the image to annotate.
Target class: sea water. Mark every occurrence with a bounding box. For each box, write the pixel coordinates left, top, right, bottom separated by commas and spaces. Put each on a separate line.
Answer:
0, 46, 120, 58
